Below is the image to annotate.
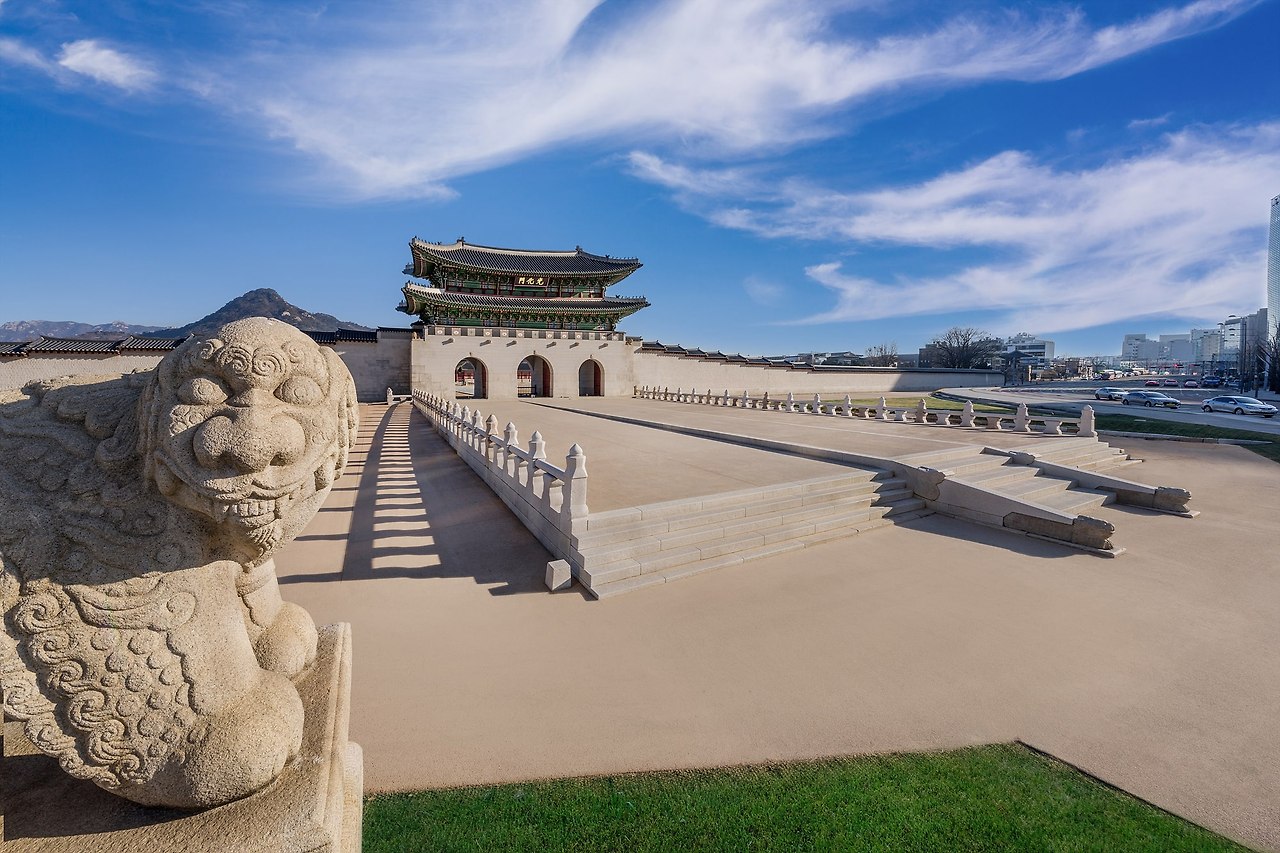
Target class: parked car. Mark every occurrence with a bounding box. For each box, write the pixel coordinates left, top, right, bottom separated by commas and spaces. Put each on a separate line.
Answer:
1182, 379, 1199, 388
1093, 387, 1128, 401
1163, 378, 1179, 386
1201, 396, 1278, 417
1144, 379, 1161, 387
1201, 376, 1222, 388
1122, 391, 1181, 409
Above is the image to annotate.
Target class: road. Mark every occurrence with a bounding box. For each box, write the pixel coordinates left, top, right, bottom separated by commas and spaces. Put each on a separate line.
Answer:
941, 383, 1280, 436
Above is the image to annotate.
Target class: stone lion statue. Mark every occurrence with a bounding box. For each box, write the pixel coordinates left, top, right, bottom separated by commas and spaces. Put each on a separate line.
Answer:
0, 318, 358, 808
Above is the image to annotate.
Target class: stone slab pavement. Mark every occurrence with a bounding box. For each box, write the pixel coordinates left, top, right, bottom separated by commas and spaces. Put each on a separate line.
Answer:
535, 396, 1112, 460
442, 398, 864, 511
274, 402, 1280, 852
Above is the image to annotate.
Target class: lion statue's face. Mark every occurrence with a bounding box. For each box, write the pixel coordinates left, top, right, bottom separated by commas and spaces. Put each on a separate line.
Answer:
142, 318, 358, 563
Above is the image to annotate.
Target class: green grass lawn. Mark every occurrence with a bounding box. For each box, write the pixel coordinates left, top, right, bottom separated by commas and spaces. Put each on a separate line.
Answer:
363, 744, 1246, 852
1095, 414, 1279, 464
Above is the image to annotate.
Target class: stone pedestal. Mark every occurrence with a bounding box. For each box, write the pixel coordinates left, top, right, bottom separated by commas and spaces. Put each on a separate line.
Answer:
1, 624, 362, 852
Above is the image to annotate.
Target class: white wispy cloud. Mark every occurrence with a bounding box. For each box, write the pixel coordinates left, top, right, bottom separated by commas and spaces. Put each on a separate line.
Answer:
629, 122, 1280, 333
0, 35, 157, 92
191, 0, 1257, 198
0, 36, 53, 73
743, 276, 786, 307
1129, 113, 1174, 129
56, 39, 156, 92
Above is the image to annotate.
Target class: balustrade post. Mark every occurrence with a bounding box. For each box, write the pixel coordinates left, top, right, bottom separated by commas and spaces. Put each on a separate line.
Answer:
916, 398, 928, 423
1079, 405, 1096, 437
562, 444, 589, 530
843, 394, 853, 417
485, 414, 499, 464
527, 431, 546, 498
876, 396, 888, 420
1014, 402, 1031, 433
811, 393, 822, 415
503, 422, 518, 475
960, 400, 976, 427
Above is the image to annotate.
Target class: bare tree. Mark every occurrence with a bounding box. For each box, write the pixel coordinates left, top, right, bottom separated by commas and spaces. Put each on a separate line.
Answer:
865, 341, 898, 367
930, 327, 1001, 369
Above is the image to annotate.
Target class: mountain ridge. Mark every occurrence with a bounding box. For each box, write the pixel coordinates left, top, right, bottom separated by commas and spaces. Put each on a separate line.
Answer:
0, 289, 373, 342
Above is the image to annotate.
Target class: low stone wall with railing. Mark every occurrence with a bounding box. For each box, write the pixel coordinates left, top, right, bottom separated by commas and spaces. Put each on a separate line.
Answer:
633, 386, 1096, 438
412, 389, 588, 561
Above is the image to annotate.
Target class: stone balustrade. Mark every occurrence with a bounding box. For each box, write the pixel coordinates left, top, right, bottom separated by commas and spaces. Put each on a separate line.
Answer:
412, 389, 588, 560
632, 386, 1095, 438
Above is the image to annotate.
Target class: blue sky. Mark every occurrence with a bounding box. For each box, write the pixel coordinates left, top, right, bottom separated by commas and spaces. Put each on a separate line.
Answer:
2, 0, 1278, 356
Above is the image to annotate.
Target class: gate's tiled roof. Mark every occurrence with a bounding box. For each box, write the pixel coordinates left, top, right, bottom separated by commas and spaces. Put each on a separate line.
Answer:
409, 238, 641, 279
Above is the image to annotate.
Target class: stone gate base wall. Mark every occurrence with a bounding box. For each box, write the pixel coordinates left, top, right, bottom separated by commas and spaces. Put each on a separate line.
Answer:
411, 326, 637, 400
631, 350, 1003, 395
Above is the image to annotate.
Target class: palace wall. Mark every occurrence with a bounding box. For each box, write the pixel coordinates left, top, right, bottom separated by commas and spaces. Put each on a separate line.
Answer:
331, 328, 414, 401
0, 353, 166, 392
1, 328, 1002, 402
630, 350, 1003, 395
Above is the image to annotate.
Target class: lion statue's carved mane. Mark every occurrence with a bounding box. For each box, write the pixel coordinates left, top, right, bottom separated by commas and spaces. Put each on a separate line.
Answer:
0, 318, 358, 808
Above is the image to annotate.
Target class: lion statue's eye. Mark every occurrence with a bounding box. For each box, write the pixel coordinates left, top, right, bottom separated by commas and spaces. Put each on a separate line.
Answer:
178, 377, 229, 406
277, 376, 323, 406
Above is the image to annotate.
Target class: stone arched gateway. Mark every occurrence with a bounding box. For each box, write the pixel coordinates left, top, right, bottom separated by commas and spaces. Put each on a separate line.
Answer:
578, 359, 603, 396
520, 355, 553, 397
454, 357, 487, 399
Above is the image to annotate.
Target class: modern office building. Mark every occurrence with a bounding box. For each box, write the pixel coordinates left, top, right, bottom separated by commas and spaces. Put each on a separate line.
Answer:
1269, 194, 1280, 339
1004, 332, 1054, 366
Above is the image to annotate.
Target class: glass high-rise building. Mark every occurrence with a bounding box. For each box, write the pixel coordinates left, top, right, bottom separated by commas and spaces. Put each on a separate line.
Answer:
1270, 194, 1280, 339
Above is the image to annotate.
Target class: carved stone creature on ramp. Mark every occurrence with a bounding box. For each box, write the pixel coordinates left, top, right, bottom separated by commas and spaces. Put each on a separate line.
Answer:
0, 318, 358, 811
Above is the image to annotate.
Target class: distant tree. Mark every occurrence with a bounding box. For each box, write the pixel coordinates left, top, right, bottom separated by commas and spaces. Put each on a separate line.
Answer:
930, 327, 1001, 369
1263, 329, 1280, 394
865, 341, 898, 367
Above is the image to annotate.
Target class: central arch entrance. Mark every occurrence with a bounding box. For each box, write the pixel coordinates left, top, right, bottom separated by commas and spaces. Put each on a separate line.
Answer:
518, 355, 553, 398
578, 359, 603, 396
454, 357, 487, 399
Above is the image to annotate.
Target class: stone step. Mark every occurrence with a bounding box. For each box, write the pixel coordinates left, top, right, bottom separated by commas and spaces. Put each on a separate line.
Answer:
577, 495, 891, 570
896, 446, 990, 467
938, 455, 1011, 476
996, 474, 1075, 502
1033, 486, 1114, 514
588, 511, 923, 599
952, 464, 1042, 488
583, 470, 886, 531
577, 477, 906, 548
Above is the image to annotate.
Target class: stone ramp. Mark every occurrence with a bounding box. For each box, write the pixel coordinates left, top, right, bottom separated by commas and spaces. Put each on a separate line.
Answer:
896, 438, 1138, 519
575, 470, 927, 598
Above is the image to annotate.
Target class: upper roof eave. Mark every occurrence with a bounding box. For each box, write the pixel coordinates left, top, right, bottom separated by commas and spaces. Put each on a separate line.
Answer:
409, 238, 642, 278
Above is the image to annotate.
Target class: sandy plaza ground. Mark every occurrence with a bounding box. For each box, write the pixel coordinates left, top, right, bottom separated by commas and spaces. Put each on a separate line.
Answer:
274, 401, 1280, 852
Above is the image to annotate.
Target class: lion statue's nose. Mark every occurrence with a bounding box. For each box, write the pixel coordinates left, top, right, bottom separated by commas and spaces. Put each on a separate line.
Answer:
193, 405, 306, 474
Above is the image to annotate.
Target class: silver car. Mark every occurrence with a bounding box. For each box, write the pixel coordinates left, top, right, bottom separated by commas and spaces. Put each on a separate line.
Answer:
1201, 396, 1278, 418
1094, 387, 1127, 401
1121, 391, 1180, 409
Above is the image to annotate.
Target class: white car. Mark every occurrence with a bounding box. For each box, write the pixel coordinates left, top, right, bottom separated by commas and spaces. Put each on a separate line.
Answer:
1093, 387, 1127, 401
1201, 396, 1278, 418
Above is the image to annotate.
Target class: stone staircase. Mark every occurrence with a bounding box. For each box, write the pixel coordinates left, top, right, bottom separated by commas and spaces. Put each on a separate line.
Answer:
897, 438, 1137, 517
576, 470, 929, 599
